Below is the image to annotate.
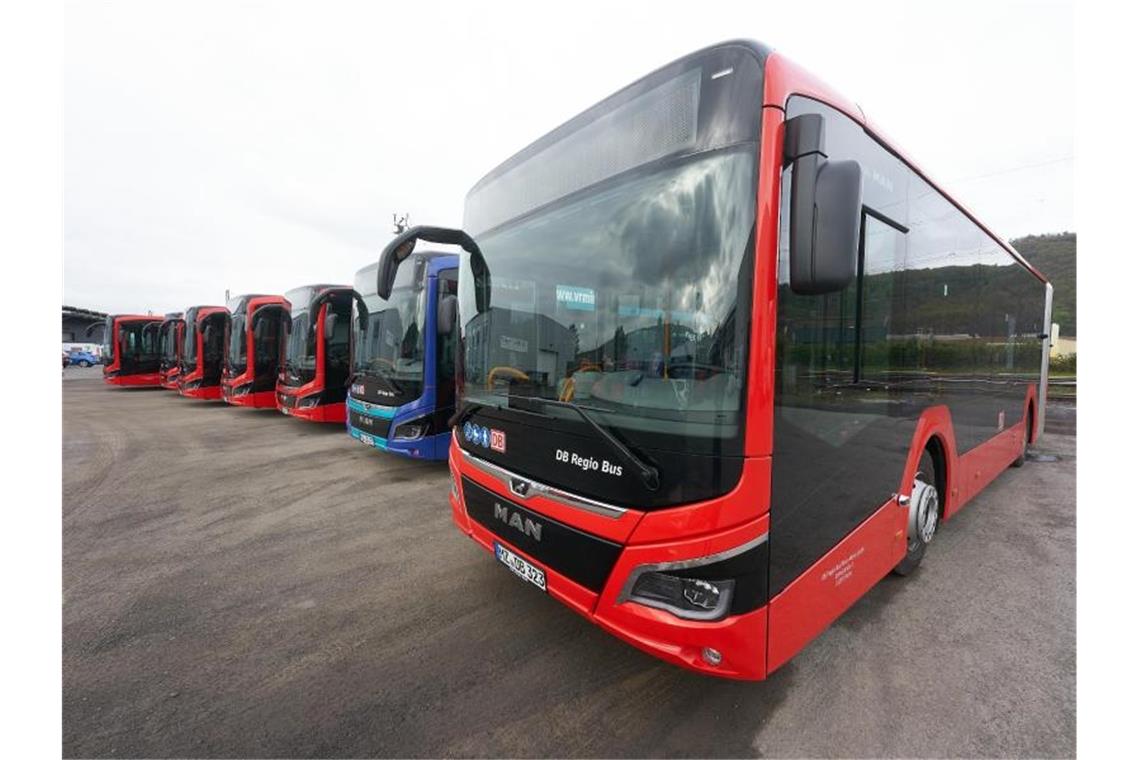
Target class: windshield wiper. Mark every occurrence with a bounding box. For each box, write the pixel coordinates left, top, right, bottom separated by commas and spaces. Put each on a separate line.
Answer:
518, 396, 661, 492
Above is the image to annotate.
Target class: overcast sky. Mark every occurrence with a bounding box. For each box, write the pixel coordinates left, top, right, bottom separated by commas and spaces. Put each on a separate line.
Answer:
65, 0, 1074, 315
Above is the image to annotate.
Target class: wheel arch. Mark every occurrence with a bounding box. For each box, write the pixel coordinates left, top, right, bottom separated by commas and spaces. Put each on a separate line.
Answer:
900, 406, 961, 519
1023, 384, 1039, 445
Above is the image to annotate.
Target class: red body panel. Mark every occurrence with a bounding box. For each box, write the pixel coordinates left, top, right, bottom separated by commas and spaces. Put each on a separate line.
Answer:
104, 371, 163, 387
179, 384, 222, 401
223, 388, 277, 408
767, 498, 906, 672
161, 367, 181, 390
277, 394, 346, 423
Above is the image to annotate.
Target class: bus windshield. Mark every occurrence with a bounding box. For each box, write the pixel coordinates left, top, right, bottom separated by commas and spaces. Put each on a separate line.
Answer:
101, 316, 114, 359
162, 322, 180, 361
227, 313, 247, 374
354, 262, 426, 402
183, 314, 198, 367
284, 307, 315, 373
458, 147, 757, 454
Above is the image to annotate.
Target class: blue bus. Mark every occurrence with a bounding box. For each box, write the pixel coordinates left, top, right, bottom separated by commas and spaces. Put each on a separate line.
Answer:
346, 250, 460, 460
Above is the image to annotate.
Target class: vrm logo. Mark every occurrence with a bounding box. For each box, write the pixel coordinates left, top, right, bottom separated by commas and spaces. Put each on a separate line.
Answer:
351, 383, 365, 395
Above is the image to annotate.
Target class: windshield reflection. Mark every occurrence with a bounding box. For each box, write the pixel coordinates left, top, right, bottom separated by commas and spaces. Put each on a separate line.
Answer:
459, 147, 756, 444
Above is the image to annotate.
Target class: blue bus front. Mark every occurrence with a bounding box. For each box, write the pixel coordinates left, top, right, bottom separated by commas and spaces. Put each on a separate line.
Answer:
346, 252, 459, 460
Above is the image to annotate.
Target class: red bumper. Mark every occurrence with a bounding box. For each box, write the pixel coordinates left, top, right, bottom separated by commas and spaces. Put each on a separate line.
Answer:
447, 442, 771, 680
179, 383, 222, 400
276, 389, 346, 423
103, 372, 162, 387
222, 381, 276, 408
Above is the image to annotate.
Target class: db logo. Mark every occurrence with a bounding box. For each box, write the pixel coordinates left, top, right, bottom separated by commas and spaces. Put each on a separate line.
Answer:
490, 429, 506, 453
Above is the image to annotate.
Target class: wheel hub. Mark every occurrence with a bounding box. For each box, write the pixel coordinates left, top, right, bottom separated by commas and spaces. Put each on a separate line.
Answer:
908, 477, 939, 547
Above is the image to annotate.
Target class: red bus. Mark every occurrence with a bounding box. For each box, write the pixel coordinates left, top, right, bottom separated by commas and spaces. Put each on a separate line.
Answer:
422, 41, 1051, 680
276, 284, 353, 422
178, 305, 228, 400
90, 314, 164, 387
157, 312, 184, 390
222, 293, 290, 408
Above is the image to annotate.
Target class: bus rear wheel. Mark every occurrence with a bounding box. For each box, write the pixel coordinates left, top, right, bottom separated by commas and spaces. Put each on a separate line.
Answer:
893, 450, 940, 576
1011, 410, 1032, 468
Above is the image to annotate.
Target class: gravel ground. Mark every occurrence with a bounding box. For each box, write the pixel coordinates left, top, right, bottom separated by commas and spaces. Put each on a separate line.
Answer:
62, 366, 1076, 758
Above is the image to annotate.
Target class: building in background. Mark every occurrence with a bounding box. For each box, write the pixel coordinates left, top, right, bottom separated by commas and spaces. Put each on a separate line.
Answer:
62, 305, 109, 355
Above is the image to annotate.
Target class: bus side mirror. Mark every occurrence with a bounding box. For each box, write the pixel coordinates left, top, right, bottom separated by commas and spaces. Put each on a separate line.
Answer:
785, 113, 863, 295
324, 313, 337, 341
377, 225, 490, 313
437, 294, 458, 336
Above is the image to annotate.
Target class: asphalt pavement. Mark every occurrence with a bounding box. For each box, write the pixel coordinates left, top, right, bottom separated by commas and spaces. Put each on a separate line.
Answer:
62, 365, 1076, 758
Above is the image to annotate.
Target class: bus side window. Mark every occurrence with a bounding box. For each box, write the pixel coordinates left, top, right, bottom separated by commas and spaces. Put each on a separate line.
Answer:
856, 214, 907, 385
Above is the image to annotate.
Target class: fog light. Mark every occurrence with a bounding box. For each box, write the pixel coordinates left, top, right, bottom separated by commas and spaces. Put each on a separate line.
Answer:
701, 647, 723, 666
627, 571, 734, 621
393, 416, 430, 441
297, 394, 320, 409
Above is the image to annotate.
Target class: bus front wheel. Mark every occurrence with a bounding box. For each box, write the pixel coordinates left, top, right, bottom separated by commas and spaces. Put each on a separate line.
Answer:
893, 450, 940, 576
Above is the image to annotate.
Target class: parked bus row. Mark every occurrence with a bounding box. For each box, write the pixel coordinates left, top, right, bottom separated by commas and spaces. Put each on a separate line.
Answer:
91, 259, 459, 460
90, 41, 1053, 681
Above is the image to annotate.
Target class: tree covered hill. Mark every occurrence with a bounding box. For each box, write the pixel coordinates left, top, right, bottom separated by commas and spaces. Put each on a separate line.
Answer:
1011, 232, 1076, 336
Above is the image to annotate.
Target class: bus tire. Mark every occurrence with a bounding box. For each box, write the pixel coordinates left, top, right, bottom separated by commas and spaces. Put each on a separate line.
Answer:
893, 449, 940, 576
1011, 408, 1032, 468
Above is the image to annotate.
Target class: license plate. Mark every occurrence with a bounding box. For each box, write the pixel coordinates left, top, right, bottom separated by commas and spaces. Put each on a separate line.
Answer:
494, 542, 547, 591
358, 432, 374, 447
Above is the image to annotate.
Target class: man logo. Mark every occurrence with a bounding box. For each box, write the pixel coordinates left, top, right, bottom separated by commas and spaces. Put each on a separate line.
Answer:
509, 476, 531, 498
494, 502, 543, 541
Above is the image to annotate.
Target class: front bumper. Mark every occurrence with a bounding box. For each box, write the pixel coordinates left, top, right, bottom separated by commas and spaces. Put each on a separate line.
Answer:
276, 388, 345, 423
178, 381, 222, 400
103, 371, 162, 387
347, 424, 450, 460
447, 443, 770, 680
222, 380, 275, 408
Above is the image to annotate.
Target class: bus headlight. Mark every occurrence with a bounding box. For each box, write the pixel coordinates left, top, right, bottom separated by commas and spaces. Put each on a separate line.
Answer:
233, 383, 252, 396
619, 534, 769, 622
626, 572, 734, 620
393, 417, 430, 441
297, 394, 320, 409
